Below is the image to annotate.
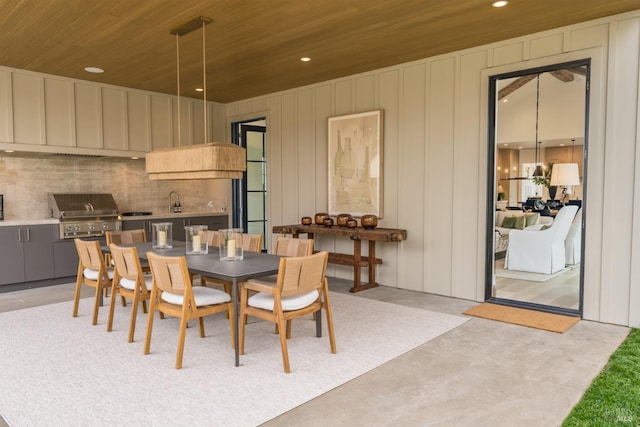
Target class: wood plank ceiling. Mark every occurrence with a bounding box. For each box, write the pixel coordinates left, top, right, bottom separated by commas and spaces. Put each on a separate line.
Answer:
0, 0, 637, 103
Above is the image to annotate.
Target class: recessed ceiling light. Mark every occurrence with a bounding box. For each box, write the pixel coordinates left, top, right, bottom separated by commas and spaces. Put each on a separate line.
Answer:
195, 88, 204, 92
300, 57, 311, 62
4, 150, 14, 153
131, 156, 139, 160
492, 1, 508, 7
502, 98, 508, 103
84, 67, 104, 73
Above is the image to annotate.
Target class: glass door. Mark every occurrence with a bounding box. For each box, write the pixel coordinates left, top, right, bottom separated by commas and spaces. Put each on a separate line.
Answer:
231, 119, 267, 251
486, 60, 589, 316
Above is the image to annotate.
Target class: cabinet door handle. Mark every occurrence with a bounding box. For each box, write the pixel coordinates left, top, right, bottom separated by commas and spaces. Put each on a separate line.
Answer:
26, 228, 31, 241
18, 228, 22, 242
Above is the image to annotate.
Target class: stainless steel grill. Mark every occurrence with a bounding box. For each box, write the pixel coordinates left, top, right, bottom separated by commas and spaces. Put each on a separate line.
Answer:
49, 193, 121, 239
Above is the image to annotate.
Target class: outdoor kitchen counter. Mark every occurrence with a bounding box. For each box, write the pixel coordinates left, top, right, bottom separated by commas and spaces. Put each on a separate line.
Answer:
0, 218, 59, 226
120, 212, 227, 221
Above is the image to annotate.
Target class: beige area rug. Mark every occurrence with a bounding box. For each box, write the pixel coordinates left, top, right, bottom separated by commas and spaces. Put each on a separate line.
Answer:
0, 292, 467, 426
463, 303, 580, 333
495, 259, 569, 282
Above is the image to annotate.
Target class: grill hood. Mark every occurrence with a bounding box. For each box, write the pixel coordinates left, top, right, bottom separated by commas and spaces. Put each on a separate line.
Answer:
49, 193, 119, 220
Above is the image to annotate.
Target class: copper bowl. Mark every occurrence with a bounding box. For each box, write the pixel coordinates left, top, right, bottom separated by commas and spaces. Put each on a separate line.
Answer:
336, 213, 352, 227
323, 217, 334, 227
360, 214, 378, 229
301, 216, 312, 225
315, 213, 329, 225
346, 219, 358, 228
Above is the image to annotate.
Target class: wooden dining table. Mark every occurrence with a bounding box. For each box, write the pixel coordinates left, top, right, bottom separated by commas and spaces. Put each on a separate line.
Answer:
104, 241, 299, 367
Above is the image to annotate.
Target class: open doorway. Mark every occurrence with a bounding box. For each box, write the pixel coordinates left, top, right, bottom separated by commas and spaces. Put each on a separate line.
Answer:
486, 59, 589, 316
231, 118, 267, 251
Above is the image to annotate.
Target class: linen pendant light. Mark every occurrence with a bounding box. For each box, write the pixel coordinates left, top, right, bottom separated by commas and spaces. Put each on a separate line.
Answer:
146, 16, 246, 180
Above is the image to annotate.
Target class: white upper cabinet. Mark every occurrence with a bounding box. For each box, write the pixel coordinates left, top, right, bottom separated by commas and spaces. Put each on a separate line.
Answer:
0, 66, 223, 156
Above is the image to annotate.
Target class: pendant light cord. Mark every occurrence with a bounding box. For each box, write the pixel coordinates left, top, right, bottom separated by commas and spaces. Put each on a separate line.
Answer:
176, 33, 181, 147
534, 73, 540, 172
202, 20, 207, 144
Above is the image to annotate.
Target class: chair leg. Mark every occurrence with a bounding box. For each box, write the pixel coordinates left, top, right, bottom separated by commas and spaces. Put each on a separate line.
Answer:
72, 270, 83, 318
92, 285, 102, 326
143, 298, 157, 355
276, 311, 291, 373
227, 302, 235, 349
323, 285, 337, 354
175, 314, 189, 369
198, 317, 206, 338
128, 293, 139, 343
121, 295, 127, 307
106, 284, 118, 332
239, 290, 247, 355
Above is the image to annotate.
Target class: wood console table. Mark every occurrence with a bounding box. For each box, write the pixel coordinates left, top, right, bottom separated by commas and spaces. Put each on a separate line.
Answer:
272, 224, 407, 293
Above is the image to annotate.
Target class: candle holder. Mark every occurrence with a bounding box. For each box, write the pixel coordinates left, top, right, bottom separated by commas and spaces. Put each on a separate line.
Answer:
152, 222, 173, 249
185, 225, 208, 255
219, 228, 243, 261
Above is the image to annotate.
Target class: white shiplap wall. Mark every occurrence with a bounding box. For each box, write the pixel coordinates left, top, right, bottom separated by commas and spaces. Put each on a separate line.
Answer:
225, 10, 640, 327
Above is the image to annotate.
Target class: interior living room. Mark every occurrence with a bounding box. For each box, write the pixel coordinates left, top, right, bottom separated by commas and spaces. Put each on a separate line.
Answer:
1, 1, 640, 425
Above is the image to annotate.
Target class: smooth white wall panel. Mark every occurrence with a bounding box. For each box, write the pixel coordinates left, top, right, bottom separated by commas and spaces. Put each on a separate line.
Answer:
400, 63, 426, 292
426, 58, 456, 296
0, 69, 10, 142
530, 33, 565, 59
127, 92, 150, 152
280, 93, 298, 226
44, 78, 74, 147
102, 87, 127, 150
74, 83, 101, 149
455, 51, 488, 300
600, 17, 640, 325
150, 95, 172, 149
297, 88, 316, 219
12, 72, 43, 145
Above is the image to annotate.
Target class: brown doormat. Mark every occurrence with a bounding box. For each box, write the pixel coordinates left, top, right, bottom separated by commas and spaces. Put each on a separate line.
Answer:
463, 303, 580, 333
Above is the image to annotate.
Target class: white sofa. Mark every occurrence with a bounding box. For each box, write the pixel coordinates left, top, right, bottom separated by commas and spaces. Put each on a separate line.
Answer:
565, 208, 582, 266
504, 205, 579, 274
495, 210, 554, 236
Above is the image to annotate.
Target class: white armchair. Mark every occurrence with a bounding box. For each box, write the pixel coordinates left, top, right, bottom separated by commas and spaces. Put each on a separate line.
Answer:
504, 205, 578, 274
565, 208, 582, 266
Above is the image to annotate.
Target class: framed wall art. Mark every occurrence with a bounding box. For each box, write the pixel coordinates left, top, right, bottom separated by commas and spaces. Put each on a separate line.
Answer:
327, 110, 383, 218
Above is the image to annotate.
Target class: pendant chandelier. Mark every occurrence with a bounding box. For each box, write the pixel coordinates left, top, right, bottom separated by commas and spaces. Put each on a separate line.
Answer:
532, 73, 544, 178
146, 16, 246, 180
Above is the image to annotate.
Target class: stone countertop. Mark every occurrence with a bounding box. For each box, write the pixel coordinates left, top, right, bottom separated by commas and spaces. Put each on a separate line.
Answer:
120, 212, 227, 221
0, 212, 226, 226
0, 218, 60, 226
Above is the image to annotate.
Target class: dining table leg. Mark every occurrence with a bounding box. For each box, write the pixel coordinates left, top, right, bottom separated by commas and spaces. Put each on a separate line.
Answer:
232, 277, 240, 367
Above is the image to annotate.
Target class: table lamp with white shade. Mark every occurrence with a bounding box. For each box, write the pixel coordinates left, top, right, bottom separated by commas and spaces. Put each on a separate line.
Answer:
550, 163, 580, 204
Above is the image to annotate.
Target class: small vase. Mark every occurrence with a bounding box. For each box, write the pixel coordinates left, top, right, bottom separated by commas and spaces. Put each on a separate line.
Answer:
360, 215, 378, 229
548, 186, 558, 200
315, 213, 328, 225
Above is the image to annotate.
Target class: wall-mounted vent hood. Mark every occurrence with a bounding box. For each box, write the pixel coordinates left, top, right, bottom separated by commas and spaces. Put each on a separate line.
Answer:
145, 142, 246, 180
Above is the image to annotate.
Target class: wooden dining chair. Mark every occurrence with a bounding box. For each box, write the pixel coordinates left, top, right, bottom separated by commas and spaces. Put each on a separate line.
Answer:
105, 228, 148, 304
238, 250, 336, 373
144, 251, 234, 369
73, 238, 114, 325
272, 236, 314, 257
107, 243, 152, 342
205, 230, 223, 247
200, 233, 264, 293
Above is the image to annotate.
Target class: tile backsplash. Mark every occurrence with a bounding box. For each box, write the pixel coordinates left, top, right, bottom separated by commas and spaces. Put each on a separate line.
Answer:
0, 155, 230, 220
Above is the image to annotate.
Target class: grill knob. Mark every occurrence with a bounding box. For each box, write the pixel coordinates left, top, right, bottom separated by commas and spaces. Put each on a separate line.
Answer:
65, 225, 73, 232
102, 223, 110, 230
73, 225, 81, 232
88, 225, 96, 231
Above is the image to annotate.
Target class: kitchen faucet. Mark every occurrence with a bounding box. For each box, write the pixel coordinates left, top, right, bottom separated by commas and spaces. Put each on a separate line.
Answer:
169, 191, 182, 213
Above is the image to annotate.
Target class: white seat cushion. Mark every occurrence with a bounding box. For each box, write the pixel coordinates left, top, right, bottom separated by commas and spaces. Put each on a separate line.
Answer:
248, 289, 319, 311
161, 286, 231, 306
120, 274, 152, 291
83, 267, 114, 280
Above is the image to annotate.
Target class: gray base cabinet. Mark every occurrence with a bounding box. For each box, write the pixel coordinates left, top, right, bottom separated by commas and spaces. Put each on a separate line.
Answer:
122, 215, 228, 242
0, 225, 54, 286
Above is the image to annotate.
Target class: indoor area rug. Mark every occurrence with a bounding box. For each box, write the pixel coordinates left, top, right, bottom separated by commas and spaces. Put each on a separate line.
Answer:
494, 259, 568, 282
0, 291, 467, 427
463, 303, 580, 333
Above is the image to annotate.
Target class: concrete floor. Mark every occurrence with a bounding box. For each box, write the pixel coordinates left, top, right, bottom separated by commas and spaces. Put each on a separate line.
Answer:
0, 278, 629, 426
